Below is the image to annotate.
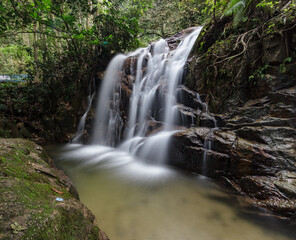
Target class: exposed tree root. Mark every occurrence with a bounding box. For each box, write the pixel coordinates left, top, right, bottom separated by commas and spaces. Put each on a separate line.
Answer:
211, 27, 260, 67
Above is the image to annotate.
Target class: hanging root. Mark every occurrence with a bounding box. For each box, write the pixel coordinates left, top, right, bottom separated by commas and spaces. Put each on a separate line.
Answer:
211, 27, 260, 66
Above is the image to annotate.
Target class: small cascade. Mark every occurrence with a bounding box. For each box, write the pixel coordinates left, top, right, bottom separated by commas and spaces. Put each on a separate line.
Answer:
91, 54, 127, 146
71, 79, 95, 143
194, 91, 220, 174
202, 118, 218, 175
90, 27, 203, 164
163, 31, 202, 130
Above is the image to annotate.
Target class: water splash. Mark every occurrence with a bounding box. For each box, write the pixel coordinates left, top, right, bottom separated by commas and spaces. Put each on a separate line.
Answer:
91, 27, 202, 163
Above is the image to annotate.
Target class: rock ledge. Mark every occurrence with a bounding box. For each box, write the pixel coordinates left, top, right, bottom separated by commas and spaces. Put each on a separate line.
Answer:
0, 138, 109, 240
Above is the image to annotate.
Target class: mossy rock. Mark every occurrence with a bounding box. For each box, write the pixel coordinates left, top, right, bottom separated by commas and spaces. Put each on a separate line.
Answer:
0, 138, 109, 240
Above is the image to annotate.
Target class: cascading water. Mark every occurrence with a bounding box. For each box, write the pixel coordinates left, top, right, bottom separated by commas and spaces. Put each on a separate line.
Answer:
51, 27, 296, 240
91, 54, 127, 146
202, 119, 218, 175
72, 79, 95, 143
91, 27, 203, 163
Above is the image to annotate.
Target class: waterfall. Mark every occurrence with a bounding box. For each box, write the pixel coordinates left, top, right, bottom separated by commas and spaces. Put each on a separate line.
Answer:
90, 27, 203, 163
91, 54, 126, 146
202, 119, 218, 175
71, 79, 95, 143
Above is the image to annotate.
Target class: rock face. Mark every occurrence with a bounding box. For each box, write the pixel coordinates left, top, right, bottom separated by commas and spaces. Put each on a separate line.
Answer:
84, 13, 296, 219
0, 138, 109, 240
65, 4, 295, 219
166, 4, 296, 219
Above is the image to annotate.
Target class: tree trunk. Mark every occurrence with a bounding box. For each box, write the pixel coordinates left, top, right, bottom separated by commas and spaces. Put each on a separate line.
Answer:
33, 22, 39, 82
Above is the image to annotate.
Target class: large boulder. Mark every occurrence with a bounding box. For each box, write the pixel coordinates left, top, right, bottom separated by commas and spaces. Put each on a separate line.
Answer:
169, 3, 296, 219
0, 138, 109, 240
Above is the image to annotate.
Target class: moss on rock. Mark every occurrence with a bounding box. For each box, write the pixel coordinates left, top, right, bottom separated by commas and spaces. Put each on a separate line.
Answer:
0, 138, 109, 240
186, 3, 296, 114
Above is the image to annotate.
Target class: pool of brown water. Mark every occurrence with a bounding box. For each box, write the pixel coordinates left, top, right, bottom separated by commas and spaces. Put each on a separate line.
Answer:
47, 144, 296, 240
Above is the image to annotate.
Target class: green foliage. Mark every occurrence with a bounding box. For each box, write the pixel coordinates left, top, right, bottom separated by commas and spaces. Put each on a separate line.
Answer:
139, 0, 210, 44
256, 0, 280, 18
248, 64, 270, 85
0, 0, 161, 132
279, 57, 292, 74
0, 44, 32, 74
0, 0, 150, 76
96, 0, 151, 51
224, 0, 252, 26
200, 0, 229, 23
0, 0, 154, 114
256, 0, 279, 9
223, 0, 288, 28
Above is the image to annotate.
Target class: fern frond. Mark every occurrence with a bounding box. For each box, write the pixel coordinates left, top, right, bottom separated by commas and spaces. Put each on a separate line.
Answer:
224, 1, 246, 16
223, 0, 252, 26
224, 0, 248, 15
233, 8, 245, 25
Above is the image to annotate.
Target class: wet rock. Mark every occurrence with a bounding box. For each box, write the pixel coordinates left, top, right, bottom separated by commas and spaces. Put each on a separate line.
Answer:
239, 176, 287, 200
274, 171, 296, 198
167, 121, 296, 211
176, 86, 204, 110
175, 104, 198, 127
166, 27, 198, 50
211, 114, 225, 128
168, 128, 231, 177
198, 113, 217, 128
256, 198, 296, 218
146, 120, 163, 136
268, 90, 296, 107
168, 128, 204, 169
123, 56, 138, 76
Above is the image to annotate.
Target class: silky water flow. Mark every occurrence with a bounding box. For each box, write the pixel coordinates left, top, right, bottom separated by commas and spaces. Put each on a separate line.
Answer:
48, 27, 296, 240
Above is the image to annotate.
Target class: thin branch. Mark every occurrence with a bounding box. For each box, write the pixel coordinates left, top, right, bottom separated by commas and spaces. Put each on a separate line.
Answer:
0, 31, 68, 39
8, 0, 24, 19
59, 9, 80, 56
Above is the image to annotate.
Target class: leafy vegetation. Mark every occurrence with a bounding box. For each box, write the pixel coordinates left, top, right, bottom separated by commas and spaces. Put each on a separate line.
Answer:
224, 0, 251, 25
0, 44, 31, 74
0, 0, 155, 129
0, 0, 293, 141
0, 0, 152, 84
139, 0, 210, 43
0, 0, 291, 80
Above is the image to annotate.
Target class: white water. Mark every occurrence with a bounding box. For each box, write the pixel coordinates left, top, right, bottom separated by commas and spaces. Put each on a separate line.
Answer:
202, 117, 218, 175
91, 54, 127, 146
57, 27, 296, 240
163, 30, 202, 129
48, 144, 296, 240
72, 81, 95, 143
90, 27, 202, 163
